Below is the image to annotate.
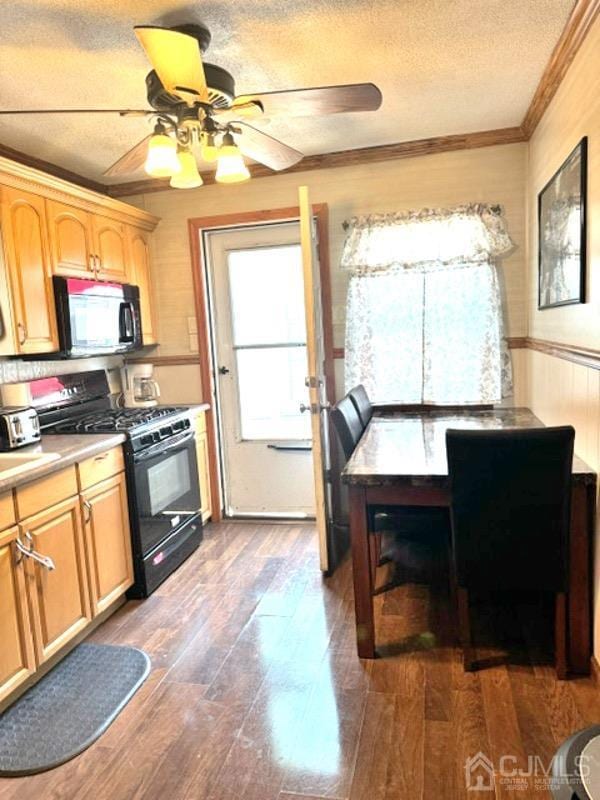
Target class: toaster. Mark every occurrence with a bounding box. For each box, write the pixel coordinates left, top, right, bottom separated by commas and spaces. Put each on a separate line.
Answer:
0, 407, 41, 450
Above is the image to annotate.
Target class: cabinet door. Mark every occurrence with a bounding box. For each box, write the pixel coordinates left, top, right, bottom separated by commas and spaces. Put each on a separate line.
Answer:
128, 226, 157, 345
0, 187, 58, 354
93, 215, 130, 282
82, 472, 133, 616
195, 415, 212, 522
47, 200, 94, 278
0, 526, 36, 703
23, 495, 92, 664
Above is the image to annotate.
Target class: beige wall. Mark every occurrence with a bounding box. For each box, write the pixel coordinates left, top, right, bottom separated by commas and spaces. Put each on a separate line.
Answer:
128, 141, 527, 403
523, 16, 600, 656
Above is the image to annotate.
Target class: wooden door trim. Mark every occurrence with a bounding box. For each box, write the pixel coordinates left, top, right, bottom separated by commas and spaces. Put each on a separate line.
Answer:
187, 204, 336, 523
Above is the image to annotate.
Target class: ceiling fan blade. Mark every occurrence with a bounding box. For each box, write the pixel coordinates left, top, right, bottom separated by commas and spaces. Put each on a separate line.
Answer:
135, 26, 208, 104
0, 109, 151, 116
103, 135, 152, 177
232, 123, 303, 171
213, 101, 264, 124
231, 83, 382, 119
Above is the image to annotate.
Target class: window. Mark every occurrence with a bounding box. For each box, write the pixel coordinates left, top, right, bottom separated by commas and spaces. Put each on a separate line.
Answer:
227, 245, 311, 440
342, 204, 513, 405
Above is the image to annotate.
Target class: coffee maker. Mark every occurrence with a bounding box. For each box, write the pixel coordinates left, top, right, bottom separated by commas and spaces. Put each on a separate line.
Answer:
120, 364, 161, 408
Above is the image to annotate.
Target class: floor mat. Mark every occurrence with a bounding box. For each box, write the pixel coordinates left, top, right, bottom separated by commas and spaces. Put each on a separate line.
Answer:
0, 642, 150, 776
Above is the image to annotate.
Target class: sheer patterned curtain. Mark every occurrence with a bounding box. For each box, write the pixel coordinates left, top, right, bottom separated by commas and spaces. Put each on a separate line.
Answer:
342, 204, 514, 404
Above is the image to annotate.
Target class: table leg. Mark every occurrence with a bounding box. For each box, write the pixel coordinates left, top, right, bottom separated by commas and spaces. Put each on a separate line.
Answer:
568, 482, 594, 675
349, 485, 375, 658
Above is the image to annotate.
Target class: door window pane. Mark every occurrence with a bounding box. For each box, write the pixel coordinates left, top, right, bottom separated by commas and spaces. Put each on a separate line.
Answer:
236, 346, 311, 440
228, 245, 305, 345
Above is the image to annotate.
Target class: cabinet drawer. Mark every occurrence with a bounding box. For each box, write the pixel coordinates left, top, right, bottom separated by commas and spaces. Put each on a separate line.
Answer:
16, 467, 77, 520
78, 446, 124, 491
0, 492, 16, 531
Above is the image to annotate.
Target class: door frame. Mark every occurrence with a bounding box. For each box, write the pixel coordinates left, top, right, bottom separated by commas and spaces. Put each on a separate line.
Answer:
187, 205, 337, 522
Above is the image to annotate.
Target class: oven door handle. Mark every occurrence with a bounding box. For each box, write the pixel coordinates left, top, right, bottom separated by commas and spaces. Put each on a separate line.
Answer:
134, 431, 196, 462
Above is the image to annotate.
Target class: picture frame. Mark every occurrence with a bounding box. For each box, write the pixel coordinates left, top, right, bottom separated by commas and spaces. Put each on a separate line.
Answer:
538, 136, 587, 310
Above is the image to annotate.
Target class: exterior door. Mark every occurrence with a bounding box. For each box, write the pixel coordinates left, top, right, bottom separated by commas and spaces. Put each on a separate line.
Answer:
207, 222, 315, 517
298, 187, 333, 573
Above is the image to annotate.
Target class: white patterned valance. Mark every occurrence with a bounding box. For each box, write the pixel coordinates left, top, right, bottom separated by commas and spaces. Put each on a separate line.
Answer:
341, 203, 514, 275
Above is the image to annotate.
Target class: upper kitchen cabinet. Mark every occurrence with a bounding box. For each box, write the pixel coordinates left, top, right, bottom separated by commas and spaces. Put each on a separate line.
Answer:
128, 225, 157, 345
47, 200, 95, 278
0, 186, 59, 355
93, 215, 130, 283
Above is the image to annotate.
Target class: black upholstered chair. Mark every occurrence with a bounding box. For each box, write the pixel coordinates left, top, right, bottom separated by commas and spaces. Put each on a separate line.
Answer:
332, 393, 450, 593
348, 384, 373, 428
330, 395, 364, 460
446, 426, 574, 678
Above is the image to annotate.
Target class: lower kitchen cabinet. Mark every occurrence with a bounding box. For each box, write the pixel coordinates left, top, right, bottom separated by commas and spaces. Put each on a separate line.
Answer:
82, 471, 133, 616
195, 412, 212, 523
22, 495, 92, 665
0, 526, 36, 703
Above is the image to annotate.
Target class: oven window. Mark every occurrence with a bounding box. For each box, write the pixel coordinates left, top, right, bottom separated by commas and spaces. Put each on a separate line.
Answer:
147, 450, 192, 516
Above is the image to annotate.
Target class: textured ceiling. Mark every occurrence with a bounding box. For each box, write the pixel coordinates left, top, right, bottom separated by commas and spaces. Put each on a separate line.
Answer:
0, 0, 574, 183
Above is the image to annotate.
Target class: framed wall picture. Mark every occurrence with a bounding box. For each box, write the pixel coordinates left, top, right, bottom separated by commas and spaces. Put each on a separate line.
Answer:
538, 136, 587, 310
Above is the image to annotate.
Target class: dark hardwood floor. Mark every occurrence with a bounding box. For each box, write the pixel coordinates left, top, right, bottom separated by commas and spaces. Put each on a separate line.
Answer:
1, 521, 599, 799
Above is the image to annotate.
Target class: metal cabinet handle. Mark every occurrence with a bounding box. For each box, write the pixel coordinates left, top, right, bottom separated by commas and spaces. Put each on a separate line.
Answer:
83, 499, 93, 524
15, 534, 56, 571
94, 452, 110, 461
17, 322, 27, 345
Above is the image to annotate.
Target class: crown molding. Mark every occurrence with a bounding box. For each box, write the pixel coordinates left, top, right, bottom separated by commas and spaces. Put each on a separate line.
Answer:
0, 152, 160, 230
521, 0, 600, 137
0, 141, 107, 195
105, 126, 527, 198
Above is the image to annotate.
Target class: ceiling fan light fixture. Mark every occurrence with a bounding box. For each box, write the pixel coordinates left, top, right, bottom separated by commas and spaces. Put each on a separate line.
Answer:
201, 132, 219, 163
215, 132, 250, 184
144, 123, 181, 177
170, 148, 203, 189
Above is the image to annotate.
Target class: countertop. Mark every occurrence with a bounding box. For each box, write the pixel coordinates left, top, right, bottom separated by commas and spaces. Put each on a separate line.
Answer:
343, 407, 596, 487
0, 433, 127, 493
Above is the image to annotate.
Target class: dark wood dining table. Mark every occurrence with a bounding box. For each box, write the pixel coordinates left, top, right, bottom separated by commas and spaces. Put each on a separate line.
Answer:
341, 407, 597, 674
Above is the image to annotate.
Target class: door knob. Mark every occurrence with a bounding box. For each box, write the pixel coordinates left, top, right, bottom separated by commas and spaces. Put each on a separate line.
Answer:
299, 402, 309, 413
218, 366, 230, 375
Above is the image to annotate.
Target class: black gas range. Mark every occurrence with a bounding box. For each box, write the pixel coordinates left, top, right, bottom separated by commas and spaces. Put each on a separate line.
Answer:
30, 370, 202, 597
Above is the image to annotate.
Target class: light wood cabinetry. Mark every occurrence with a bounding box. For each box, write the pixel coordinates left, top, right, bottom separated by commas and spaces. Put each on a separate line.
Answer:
0, 157, 159, 354
0, 186, 58, 354
0, 525, 36, 703
195, 412, 212, 522
82, 472, 133, 616
0, 445, 134, 705
22, 493, 91, 664
46, 200, 95, 278
93, 215, 130, 282
128, 226, 157, 345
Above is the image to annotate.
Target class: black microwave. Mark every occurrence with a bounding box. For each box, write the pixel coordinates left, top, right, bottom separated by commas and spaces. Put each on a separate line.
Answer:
53, 276, 143, 358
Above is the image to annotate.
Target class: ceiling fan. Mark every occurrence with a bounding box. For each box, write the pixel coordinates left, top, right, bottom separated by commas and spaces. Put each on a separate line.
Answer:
0, 23, 383, 188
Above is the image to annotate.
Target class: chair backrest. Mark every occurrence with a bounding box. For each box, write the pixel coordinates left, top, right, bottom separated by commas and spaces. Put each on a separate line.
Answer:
348, 384, 373, 428
331, 395, 364, 460
446, 426, 574, 593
